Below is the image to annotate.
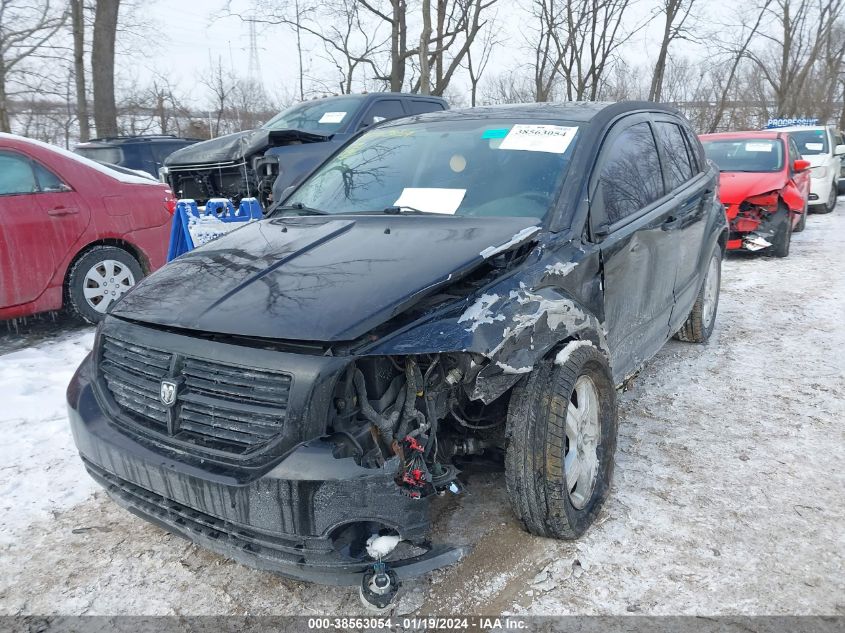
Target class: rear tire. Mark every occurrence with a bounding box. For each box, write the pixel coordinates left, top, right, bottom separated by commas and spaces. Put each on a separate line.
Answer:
675, 246, 721, 343
67, 246, 143, 324
505, 346, 617, 539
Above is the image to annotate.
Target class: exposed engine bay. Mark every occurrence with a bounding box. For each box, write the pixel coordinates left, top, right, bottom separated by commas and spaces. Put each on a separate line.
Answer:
164, 129, 330, 211
330, 354, 507, 497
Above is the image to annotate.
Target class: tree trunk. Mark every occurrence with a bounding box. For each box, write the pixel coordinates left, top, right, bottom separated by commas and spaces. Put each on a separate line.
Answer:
0, 58, 9, 133
71, 0, 90, 141
419, 0, 432, 94
91, 0, 120, 138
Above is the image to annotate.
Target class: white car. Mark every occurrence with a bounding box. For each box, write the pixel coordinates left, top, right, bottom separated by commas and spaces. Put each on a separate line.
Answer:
777, 125, 844, 213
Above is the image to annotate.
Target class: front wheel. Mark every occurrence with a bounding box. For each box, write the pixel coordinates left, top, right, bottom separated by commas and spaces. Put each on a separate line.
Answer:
825, 183, 838, 213
770, 206, 792, 258
505, 345, 617, 539
67, 246, 143, 324
794, 204, 807, 233
675, 245, 721, 343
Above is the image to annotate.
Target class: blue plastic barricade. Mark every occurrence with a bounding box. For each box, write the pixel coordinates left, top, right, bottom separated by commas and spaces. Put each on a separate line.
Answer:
167, 197, 262, 261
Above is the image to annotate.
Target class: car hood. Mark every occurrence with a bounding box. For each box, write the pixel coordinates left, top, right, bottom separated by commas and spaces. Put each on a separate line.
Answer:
718, 171, 788, 204
111, 215, 542, 341
165, 128, 331, 167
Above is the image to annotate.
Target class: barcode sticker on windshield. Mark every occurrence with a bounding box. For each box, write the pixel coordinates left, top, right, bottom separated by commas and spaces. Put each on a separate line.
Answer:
318, 111, 347, 124
805, 142, 824, 151
745, 142, 773, 152
499, 125, 578, 154
394, 188, 466, 214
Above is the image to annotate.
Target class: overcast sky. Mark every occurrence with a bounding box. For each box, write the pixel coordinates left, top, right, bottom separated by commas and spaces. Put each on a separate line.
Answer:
122, 0, 714, 110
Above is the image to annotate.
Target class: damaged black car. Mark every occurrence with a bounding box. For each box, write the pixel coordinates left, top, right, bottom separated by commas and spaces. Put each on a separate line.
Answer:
162, 92, 447, 211
67, 101, 727, 607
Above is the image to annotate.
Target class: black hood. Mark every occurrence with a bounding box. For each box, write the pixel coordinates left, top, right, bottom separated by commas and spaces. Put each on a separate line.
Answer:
112, 215, 541, 341
165, 128, 331, 167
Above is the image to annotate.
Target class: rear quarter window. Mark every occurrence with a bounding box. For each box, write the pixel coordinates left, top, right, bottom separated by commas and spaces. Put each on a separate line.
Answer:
75, 146, 123, 165
409, 100, 445, 115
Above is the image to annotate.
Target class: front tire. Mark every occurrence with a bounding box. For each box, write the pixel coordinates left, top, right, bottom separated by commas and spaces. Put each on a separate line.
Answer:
770, 206, 792, 258
794, 203, 807, 233
67, 246, 143, 324
675, 245, 721, 343
505, 346, 617, 539
825, 183, 838, 213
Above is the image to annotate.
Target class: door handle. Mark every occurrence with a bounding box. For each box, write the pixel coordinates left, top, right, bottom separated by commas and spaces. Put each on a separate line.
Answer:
48, 206, 78, 216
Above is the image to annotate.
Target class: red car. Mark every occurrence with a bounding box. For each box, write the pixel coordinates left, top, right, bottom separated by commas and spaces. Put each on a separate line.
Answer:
699, 131, 811, 257
0, 133, 176, 322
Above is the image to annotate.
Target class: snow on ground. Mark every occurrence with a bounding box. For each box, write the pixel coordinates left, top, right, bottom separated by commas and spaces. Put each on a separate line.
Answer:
0, 328, 96, 546
0, 206, 843, 615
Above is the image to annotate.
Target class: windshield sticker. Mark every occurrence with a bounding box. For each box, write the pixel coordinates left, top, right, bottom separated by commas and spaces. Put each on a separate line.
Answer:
318, 111, 347, 124
482, 128, 510, 139
804, 142, 824, 151
745, 142, 773, 152
394, 188, 466, 215
498, 125, 578, 154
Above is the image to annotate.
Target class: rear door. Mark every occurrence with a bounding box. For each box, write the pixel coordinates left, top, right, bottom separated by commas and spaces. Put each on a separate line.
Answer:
590, 115, 678, 379
652, 117, 711, 327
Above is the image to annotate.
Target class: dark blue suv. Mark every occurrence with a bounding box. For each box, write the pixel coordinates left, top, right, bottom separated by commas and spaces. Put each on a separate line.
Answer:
74, 135, 200, 178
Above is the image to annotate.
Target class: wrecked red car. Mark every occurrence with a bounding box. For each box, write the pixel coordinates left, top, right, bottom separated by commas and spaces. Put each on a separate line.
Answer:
0, 133, 177, 323
700, 131, 810, 257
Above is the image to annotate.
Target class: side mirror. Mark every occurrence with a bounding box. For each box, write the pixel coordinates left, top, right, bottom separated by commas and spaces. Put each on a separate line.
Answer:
793, 159, 811, 172
835, 144, 845, 156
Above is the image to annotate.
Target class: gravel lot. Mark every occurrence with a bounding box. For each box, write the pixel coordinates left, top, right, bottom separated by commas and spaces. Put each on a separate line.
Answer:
1, 206, 843, 616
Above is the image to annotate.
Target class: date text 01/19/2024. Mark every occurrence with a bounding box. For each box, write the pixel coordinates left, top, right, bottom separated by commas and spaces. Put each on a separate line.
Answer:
306, 617, 528, 630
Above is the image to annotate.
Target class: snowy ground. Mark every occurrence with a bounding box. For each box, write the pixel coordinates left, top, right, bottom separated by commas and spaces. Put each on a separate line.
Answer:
1, 207, 843, 616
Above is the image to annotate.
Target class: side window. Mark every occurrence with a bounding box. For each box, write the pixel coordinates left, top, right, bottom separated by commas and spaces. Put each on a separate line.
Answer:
409, 100, 444, 115
360, 100, 405, 128
0, 151, 38, 196
653, 121, 694, 190
789, 138, 802, 161
598, 122, 665, 225
32, 162, 67, 192
681, 125, 702, 173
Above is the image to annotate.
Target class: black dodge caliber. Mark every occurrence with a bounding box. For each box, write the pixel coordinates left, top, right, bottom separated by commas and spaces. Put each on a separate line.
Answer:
67, 101, 727, 605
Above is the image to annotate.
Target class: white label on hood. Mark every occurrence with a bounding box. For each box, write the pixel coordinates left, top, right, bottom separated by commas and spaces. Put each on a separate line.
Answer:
499, 125, 578, 154
745, 142, 773, 152
318, 111, 347, 124
394, 188, 466, 214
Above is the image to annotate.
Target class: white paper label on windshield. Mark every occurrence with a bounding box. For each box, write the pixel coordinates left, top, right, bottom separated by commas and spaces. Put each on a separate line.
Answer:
745, 142, 773, 152
318, 111, 347, 124
394, 188, 466, 215
805, 142, 824, 151
498, 125, 578, 154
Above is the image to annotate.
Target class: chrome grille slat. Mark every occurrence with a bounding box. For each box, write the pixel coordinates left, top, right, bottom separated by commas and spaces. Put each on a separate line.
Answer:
99, 334, 291, 456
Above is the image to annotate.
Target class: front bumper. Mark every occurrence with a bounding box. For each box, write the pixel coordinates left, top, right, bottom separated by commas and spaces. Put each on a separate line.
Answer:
67, 356, 465, 586
808, 173, 830, 206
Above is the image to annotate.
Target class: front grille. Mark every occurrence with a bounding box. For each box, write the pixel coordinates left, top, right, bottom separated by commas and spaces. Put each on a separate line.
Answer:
100, 334, 292, 455
83, 460, 326, 561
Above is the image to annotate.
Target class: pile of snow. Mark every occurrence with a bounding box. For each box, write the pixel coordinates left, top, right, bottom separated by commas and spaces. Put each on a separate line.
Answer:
0, 330, 97, 545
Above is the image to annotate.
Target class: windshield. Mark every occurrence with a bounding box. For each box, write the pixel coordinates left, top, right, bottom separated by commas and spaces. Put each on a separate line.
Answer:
702, 139, 784, 173
788, 129, 828, 155
281, 118, 579, 218
261, 97, 363, 134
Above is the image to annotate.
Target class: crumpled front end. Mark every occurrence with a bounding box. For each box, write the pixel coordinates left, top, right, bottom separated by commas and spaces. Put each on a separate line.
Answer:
724, 193, 789, 252
66, 318, 466, 586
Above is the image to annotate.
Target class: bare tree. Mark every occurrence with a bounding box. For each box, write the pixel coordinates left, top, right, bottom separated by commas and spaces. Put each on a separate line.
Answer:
70, 0, 89, 141
91, 0, 120, 137
0, 0, 67, 133
747, 0, 845, 115
648, 0, 698, 102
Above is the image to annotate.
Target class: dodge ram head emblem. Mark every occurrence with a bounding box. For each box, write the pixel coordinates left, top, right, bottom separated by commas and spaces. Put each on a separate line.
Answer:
159, 380, 178, 406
